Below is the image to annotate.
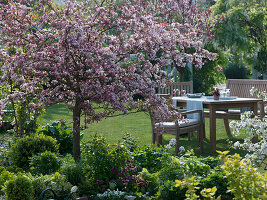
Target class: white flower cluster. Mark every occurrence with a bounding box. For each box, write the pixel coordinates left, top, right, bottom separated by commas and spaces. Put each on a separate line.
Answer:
97, 189, 125, 199
165, 138, 185, 152
230, 88, 267, 167
165, 138, 176, 149
250, 87, 267, 101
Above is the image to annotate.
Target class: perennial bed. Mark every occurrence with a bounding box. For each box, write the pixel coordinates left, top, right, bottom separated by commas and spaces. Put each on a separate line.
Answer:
0, 128, 266, 200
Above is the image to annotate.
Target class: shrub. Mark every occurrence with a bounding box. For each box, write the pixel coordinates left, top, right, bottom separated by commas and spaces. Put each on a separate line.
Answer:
181, 159, 211, 177
158, 157, 185, 182
30, 151, 61, 175
60, 154, 85, 186
81, 135, 131, 183
0, 166, 4, 173
158, 153, 211, 182
114, 161, 139, 192
176, 150, 213, 176
80, 135, 134, 195
81, 135, 113, 183
199, 156, 221, 169
37, 121, 73, 155
5, 165, 25, 173
173, 176, 203, 200
132, 145, 170, 173
223, 63, 250, 79
109, 143, 131, 178
4, 174, 34, 200
158, 180, 186, 200
8, 134, 59, 170
0, 169, 14, 194
200, 170, 233, 199
140, 168, 160, 196
31, 172, 73, 200
122, 132, 140, 152
221, 153, 267, 199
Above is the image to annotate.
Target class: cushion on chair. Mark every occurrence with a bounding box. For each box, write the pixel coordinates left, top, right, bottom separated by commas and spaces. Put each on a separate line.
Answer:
155, 118, 199, 128
227, 109, 241, 114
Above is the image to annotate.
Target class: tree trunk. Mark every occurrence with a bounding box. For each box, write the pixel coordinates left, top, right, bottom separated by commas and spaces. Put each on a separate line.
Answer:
172, 59, 185, 82
176, 66, 184, 82
18, 102, 26, 137
73, 98, 81, 162
149, 110, 156, 144
179, 71, 184, 82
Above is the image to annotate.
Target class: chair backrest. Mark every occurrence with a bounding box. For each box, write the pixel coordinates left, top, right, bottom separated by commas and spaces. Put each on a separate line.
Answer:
156, 94, 171, 99
226, 79, 267, 98
157, 81, 193, 96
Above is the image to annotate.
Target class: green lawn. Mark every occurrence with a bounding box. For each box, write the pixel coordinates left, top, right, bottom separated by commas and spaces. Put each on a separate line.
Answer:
40, 103, 247, 156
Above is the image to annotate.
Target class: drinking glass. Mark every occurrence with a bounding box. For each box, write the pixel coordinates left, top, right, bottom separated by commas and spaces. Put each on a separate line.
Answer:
221, 91, 226, 98
226, 89, 230, 97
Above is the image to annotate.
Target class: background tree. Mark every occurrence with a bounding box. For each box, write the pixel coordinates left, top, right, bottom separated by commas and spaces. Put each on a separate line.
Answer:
193, 42, 226, 94
212, 0, 266, 78
0, 0, 217, 161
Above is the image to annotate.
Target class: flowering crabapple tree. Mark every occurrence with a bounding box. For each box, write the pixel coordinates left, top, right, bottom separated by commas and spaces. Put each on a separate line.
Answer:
0, 61, 45, 136
134, 0, 218, 81
0, 0, 217, 161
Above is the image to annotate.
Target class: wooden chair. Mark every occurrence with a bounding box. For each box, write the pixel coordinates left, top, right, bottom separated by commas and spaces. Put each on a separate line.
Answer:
150, 93, 204, 153
227, 79, 267, 99
217, 79, 266, 134
150, 93, 189, 143
227, 79, 267, 118
150, 94, 172, 144
155, 109, 204, 155
204, 79, 266, 135
157, 81, 193, 96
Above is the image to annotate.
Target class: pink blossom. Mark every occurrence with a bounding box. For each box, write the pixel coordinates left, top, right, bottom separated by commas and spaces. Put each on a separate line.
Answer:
0, 0, 218, 160
216, 65, 223, 72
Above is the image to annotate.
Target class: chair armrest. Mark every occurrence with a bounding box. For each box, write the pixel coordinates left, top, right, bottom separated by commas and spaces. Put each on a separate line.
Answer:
176, 109, 187, 113
180, 109, 202, 115
179, 110, 203, 123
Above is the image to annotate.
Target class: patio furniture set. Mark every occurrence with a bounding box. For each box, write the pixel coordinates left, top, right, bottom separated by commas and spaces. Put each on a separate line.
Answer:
152, 79, 267, 153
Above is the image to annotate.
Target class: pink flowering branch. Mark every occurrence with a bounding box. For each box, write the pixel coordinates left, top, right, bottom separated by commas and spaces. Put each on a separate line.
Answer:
0, 0, 218, 161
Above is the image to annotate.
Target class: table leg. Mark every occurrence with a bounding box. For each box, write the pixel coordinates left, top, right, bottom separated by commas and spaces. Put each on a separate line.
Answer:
209, 105, 217, 152
259, 101, 264, 119
252, 102, 258, 117
252, 103, 259, 143
223, 119, 231, 135
202, 123, 206, 138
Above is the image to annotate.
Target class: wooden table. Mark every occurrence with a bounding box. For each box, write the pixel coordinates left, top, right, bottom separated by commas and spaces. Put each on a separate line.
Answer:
172, 96, 264, 152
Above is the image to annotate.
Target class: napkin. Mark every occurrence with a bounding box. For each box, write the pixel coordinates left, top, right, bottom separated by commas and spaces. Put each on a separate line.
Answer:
187, 100, 203, 121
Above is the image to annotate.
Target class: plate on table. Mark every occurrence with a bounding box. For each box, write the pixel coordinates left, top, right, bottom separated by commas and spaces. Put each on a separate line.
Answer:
219, 97, 237, 100
205, 96, 237, 100
186, 93, 203, 98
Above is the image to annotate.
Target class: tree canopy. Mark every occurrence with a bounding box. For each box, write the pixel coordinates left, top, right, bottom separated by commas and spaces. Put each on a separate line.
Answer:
0, 0, 217, 160
212, 0, 266, 76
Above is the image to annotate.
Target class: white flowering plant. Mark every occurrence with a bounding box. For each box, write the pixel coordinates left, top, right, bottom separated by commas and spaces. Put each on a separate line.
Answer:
165, 138, 186, 152
165, 138, 187, 158
229, 87, 267, 168
97, 189, 126, 200
165, 138, 177, 150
